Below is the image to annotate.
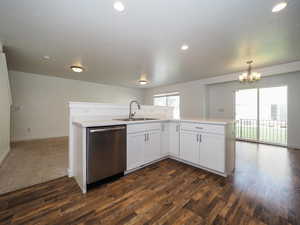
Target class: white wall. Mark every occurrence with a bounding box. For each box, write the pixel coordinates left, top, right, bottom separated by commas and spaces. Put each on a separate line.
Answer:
9, 71, 144, 141
144, 81, 207, 119
207, 72, 300, 149
0, 50, 12, 164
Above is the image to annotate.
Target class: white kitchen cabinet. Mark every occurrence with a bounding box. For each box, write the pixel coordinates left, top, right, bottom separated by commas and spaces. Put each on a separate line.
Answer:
199, 133, 225, 173
180, 130, 199, 164
127, 132, 145, 170
127, 123, 162, 171
169, 122, 180, 156
160, 123, 169, 157
145, 130, 161, 163
126, 121, 234, 176
179, 122, 231, 175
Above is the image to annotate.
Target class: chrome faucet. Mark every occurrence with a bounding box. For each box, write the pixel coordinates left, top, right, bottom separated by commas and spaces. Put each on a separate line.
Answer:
129, 100, 141, 120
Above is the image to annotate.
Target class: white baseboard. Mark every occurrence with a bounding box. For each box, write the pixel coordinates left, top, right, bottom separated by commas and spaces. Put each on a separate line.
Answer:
11, 136, 68, 143
125, 154, 229, 177
125, 156, 168, 175
0, 147, 10, 166
68, 168, 73, 177
169, 155, 228, 177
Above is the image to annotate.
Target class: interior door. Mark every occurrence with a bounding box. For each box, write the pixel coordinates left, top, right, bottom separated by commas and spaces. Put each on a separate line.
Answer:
180, 130, 199, 164
127, 132, 145, 170
199, 133, 225, 173
145, 130, 161, 163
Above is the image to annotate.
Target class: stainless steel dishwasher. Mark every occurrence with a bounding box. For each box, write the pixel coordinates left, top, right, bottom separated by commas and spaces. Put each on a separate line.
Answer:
86, 125, 126, 185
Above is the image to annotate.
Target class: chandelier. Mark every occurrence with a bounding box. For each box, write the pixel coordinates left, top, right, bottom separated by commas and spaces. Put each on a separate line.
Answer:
239, 61, 261, 83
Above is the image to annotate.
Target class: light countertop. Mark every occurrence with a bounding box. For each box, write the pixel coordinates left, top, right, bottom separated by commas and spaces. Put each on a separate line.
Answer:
73, 117, 233, 128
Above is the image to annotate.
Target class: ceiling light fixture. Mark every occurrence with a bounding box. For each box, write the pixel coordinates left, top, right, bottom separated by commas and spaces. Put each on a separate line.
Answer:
239, 61, 261, 83
43, 55, 50, 60
70, 66, 84, 73
113, 1, 125, 12
181, 44, 189, 51
272, 2, 287, 12
139, 79, 148, 85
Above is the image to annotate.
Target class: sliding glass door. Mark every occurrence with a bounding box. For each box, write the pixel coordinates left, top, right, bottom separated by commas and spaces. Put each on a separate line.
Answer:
235, 88, 258, 141
235, 86, 287, 146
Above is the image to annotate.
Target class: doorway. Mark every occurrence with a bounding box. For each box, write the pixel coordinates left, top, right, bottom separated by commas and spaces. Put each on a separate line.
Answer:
235, 86, 287, 146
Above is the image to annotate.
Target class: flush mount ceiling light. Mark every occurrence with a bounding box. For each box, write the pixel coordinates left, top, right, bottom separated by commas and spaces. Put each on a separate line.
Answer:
138, 79, 148, 85
272, 2, 287, 12
239, 61, 261, 83
113, 1, 125, 12
43, 55, 50, 60
70, 66, 84, 73
181, 44, 189, 51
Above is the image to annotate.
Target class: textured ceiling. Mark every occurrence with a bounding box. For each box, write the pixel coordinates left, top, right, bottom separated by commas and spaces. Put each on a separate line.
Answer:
0, 0, 300, 88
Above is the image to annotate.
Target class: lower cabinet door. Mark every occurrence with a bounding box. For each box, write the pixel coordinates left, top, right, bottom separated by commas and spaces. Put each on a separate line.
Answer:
127, 132, 145, 170
180, 130, 199, 164
199, 133, 225, 173
160, 123, 169, 157
145, 130, 161, 163
169, 122, 180, 156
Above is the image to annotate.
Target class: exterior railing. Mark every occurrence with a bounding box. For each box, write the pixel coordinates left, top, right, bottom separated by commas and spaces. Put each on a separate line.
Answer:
235, 119, 287, 146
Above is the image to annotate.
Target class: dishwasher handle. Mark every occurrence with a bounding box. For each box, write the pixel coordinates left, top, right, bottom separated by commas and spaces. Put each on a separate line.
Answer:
89, 126, 126, 133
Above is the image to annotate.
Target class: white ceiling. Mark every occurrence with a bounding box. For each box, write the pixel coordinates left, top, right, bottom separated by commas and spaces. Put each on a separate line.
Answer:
0, 0, 299, 88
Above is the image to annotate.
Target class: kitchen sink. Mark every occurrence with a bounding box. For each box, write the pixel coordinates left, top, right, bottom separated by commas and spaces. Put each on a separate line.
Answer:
115, 118, 159, 121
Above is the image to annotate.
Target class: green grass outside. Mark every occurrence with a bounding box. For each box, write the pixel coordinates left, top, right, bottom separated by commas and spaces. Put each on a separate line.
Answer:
236, 125, 287, 145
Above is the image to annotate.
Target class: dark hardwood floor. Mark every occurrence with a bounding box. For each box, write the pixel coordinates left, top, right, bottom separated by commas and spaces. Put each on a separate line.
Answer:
0, 142, 300, 225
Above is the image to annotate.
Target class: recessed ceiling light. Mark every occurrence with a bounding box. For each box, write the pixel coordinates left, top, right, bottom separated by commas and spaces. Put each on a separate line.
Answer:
113, 1, 125, 12
272, 2, 287, 12
139, 80, 148, 85
181, 44, 189, 51
70, 66, 84, 73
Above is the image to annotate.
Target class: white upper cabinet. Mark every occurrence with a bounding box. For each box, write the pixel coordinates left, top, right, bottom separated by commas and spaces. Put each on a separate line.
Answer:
180, 130, 199, 164
169, 122, 180, 156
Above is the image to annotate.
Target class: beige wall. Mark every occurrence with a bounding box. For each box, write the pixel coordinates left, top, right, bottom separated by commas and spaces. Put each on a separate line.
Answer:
144, 71, 300, 149
144, 81, 207, 119
207, 72, 300, 149
9, 71, 145, 141
0, 51, 11, 164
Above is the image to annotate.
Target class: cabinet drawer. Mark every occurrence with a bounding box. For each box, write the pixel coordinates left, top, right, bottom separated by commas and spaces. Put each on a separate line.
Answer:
127, 123, 161, 134
180, 122, 224, 135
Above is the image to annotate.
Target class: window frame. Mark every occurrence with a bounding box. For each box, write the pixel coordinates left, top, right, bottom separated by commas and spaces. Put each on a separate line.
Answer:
153, 92, 180, 118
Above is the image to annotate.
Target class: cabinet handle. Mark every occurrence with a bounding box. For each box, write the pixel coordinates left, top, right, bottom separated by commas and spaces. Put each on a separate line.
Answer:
89, 127, 125, 133
196, 134, 199, 143
147, 133, 149, 141
176, 124, 179, 132
144, 133, 147, 142
199, 134, 202, 143
196, 127, 203, 130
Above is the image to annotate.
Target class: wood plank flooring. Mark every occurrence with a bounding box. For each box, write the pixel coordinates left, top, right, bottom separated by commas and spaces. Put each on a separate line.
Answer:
0, 142, 300, 225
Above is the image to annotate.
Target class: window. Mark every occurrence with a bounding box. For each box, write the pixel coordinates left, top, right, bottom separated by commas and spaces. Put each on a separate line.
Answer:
153, 92, 180, 119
